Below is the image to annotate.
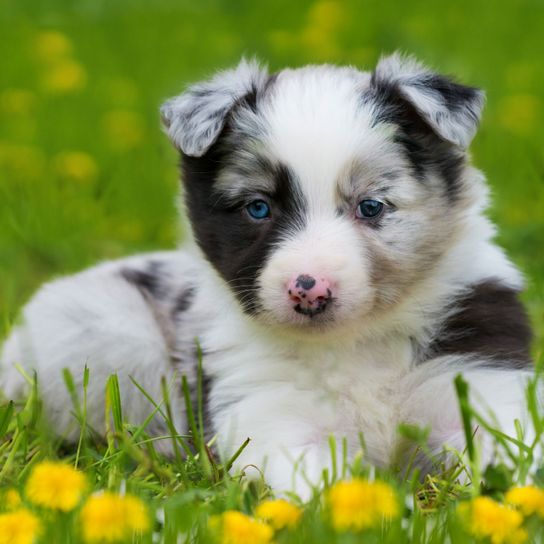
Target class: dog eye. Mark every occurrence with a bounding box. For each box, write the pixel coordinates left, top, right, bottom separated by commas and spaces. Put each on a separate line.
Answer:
356, 199, 384, 219
246, 199, 271, 220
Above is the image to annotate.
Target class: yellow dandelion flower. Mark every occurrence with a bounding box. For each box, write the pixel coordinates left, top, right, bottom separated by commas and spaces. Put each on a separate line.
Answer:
34, 30, 73, 61
41, 60, 87, 94
80, 492, 150, 543
0, 89, 36, 116
498, 94, 540, 135
255, 499, 302, 530
25, 461, 87, 511
53, 151, 98, 184
101, 110, 144, 151
506, 486, 544, 518
307, 0, 345, 34
210, 510, 273, 544
458, 496, 527, 544
327, 479, 399, 532
3, 489, 22, 510
0, 143, 46, 180
0, 509, 41, 544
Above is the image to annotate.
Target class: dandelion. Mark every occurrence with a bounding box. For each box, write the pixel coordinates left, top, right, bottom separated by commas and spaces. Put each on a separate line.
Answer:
53, 151, 98, 184
326, 479, 399, 532
255, 499, 302, 530
34, 30, 73, 60
101, 110, 144, 151
79, 492, 150, 542
0, 143, 46, 180
498, 94, 540, 135
0, 509, 41, 544
299, 0, 345, 60
0, 89, 36, 116
506, 485, 544, 518
41, 59, 87, 93
210, 510, 273, 544
458, 496, 527, 544
3, 489, 22, 510
25, 460, 87, 511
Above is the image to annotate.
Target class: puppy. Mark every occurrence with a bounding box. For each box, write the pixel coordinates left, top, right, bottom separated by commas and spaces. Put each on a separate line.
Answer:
1, 54, 535, 496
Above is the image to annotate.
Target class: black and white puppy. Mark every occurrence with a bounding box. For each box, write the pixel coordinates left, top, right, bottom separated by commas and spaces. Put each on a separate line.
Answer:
0, 54, 535, 496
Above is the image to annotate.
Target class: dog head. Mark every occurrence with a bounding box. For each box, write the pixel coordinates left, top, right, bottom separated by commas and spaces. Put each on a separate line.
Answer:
161, 54, 484, 332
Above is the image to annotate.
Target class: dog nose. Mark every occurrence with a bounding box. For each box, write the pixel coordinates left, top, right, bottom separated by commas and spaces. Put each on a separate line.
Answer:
287, 274, 332, 316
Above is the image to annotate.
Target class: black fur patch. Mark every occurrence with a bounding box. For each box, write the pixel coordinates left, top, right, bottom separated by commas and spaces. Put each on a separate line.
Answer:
183, 142, 306, 314
172, 287, 195, 317
428, 280, 533, 367
366, 74, 477, 201
120, 260, 165, 299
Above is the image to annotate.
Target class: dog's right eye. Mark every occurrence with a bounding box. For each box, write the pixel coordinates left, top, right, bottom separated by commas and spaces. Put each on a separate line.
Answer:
246, 200, 271, 220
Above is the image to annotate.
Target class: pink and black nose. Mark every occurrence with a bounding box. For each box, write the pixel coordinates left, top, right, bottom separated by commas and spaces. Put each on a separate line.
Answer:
287, 274, 332, 317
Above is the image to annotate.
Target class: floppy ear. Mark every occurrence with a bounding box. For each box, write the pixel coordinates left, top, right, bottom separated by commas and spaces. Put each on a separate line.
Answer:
160, 58, 269, 157
372, 53, 485, 148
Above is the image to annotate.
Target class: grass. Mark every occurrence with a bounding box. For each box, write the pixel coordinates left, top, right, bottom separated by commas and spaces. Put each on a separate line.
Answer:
1, 0, 544, 542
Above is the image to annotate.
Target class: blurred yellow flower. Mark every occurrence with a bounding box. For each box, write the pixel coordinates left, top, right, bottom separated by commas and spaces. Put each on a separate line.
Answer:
53, 151, 98, 184
101, 110, 144, 151
3, 489, 22, 510
498, 94, 540, 135
79, 492, 150, 542
0, 89, 36, 116
41, 60, 87, 94
506, 486, 544, 518
326, 479, 399, 532
255, 499, 302, 530
0, 143, 46, 180
307, 0, 345, 33
299, 0, 345, 60
34, 30, 73, 61
458, 496, 527, 544
0, 509, 41, 544
210, 510, 273, 544
25, 461, 87, 511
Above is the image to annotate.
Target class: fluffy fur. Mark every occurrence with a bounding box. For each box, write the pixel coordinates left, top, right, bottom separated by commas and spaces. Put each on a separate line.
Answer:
0, 53, 535, 497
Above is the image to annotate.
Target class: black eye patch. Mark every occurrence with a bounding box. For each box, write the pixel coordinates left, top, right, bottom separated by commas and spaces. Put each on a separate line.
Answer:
183, 148, 306, 314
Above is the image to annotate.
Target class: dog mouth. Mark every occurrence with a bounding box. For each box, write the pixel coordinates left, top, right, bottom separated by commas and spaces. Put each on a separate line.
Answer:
292, 297, 332, 318
254, 299, 340, 331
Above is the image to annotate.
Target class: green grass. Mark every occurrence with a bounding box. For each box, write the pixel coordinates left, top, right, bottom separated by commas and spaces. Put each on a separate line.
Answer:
1, 0, 544, 542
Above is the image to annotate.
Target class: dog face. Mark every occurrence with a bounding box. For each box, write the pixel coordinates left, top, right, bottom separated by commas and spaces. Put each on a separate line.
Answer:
161, 55, 484, 332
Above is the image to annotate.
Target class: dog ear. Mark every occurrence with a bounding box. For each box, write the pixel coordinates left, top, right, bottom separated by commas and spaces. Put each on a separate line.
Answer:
371, 53, 485, 148
161, 58, 269, 157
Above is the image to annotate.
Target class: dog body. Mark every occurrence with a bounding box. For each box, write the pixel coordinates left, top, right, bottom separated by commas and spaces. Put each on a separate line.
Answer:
0, 55, 534, 495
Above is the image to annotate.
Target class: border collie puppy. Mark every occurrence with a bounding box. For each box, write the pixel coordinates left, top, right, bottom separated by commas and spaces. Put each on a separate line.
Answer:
0, 54, 534, 496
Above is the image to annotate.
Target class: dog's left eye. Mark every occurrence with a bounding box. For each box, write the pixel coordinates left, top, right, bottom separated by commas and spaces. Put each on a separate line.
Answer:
246, 199, 271, 220
356, 199, 384, 219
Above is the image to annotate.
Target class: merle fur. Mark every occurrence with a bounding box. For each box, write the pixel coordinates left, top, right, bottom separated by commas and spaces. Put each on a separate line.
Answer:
367, 72, 481, 200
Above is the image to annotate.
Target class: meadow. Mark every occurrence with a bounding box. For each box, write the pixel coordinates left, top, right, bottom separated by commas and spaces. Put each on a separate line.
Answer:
1, 0, 544, 542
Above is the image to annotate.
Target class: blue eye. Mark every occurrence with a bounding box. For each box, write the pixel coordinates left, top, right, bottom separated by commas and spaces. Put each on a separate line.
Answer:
246, 199, 271, 220
356, 199, 384, 219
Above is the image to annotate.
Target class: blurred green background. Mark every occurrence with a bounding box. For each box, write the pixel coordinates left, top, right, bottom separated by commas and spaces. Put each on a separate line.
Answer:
1, 0, 543, 352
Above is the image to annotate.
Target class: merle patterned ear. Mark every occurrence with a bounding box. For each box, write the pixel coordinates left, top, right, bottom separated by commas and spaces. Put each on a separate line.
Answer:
160, 58, 268, 157
372, 53, 485, 148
